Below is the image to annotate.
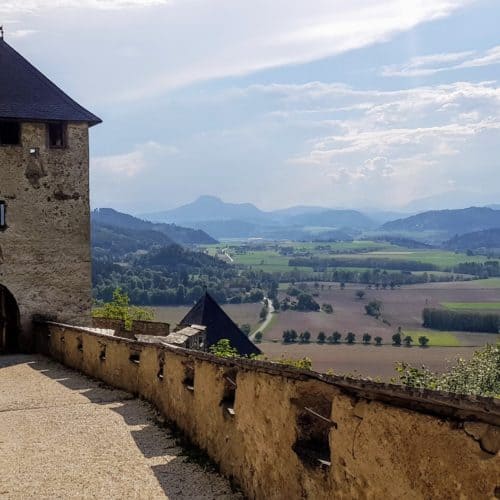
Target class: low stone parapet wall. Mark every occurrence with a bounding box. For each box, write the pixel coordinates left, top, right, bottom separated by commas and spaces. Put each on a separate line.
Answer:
38, 322, 499, 500
91, 317, 170, 339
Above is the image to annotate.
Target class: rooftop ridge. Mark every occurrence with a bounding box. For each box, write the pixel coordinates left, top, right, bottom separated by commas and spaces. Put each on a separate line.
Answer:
0, 39, 101, 125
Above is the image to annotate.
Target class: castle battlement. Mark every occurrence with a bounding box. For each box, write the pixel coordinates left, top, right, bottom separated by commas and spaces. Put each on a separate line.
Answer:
37, 321, 500, 500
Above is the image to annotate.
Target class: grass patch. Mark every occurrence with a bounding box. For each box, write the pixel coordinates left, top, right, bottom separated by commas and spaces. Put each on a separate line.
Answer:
441, 302, 500, 312
403, 330, 461, 347
470, 278, 500, 289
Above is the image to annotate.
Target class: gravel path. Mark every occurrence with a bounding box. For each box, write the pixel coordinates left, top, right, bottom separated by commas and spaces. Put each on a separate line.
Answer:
0, 355, 241, 499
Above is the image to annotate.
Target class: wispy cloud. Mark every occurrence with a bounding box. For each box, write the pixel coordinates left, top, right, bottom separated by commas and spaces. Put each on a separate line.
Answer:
253, 80, 500, 207
382, 45, 500, 77
0, 0, 167, 13
110, 0, 474, 100
9, 29, 38, 38
92, 141, 177, 178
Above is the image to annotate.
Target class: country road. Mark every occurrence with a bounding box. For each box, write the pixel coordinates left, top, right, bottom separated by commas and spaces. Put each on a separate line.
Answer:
250, 297, 275, 340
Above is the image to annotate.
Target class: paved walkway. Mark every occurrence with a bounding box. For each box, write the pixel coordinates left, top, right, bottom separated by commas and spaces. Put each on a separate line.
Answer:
0, 355, 240, 499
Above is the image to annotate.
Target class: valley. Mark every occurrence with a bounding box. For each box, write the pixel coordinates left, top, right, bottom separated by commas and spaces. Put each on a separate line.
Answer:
91, 199, 500, 380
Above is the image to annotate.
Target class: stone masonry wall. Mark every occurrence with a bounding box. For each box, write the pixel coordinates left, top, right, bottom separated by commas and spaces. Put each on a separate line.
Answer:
0, 122, 91, 349
38, 322, 499, 500
92, 318, 170, 339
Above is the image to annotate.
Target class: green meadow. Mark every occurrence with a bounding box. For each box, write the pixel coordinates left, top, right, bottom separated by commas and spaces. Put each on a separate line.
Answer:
441, 302, 500, 312
402, 330, 461, 347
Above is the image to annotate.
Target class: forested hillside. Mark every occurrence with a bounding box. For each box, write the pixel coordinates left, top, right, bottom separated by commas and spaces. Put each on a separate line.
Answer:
92, 208, 217, 245
444, 228, 500, 253
381, 207, 500, 235
91, 213, 278, 306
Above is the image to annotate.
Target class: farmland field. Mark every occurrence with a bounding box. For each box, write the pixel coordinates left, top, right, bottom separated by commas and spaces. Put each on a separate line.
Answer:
264, 282, 500, 346
198, 241, 499, 379
205, 240, 491, 273
237, 281, 499, 378
259, 343, 478, 379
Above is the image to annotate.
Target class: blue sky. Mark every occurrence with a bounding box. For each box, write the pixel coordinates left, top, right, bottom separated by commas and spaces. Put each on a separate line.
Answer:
3, 0, 500, 213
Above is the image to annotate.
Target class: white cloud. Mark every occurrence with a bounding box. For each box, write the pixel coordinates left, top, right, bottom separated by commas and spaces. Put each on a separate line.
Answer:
92, 141, 177, 177
9, 29, 38, 38
118, 0, 475, 100
382, 44, 500, 77
0, 0, 167, 12
9, 0, 469, 102
262, 80, 500, 207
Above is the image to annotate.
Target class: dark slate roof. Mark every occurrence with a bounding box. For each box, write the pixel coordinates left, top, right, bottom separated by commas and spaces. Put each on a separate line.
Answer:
0, 39, 101, 126
179, 292, 262, 356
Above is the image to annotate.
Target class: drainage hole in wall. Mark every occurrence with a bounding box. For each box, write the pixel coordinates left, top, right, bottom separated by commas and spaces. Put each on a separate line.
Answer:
220, 368, 237, 416
292, 400, 335, 469
183, 362, 195, 392
99, 345, 107, 361
129, 351, 141, 364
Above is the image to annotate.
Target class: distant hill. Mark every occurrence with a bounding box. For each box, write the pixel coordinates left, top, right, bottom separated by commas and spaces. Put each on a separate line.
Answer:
190, 220, 259, 239
381, 207, 500, 235
287, 209, 374, 229
92, 223, 174, 256
142, 195, 266, 223
92, 208, 217, 246
444, 228, 500, 252
141, 196, 375, 238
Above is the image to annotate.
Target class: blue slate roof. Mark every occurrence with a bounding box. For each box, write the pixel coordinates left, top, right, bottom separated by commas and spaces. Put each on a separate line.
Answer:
179, 292, 262, 356
0, 39, 101, 126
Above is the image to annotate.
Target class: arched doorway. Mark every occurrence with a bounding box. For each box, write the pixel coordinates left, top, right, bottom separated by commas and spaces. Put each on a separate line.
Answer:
0, 285, 20, 353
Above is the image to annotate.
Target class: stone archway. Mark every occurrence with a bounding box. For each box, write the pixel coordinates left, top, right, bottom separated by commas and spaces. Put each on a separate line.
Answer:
0, 285, 20, 353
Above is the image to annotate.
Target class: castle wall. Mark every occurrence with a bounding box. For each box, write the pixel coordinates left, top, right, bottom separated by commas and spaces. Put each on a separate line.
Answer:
39, 322, 500, 500
92, 317, 170, 339
0, 122, 91, 349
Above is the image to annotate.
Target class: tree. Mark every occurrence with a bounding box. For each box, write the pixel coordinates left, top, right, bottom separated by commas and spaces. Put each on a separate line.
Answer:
362, 333, 371, 345
340, 282, 346, 290
259, 306, 268, 321
92, 288, 154, 330
392, 332, 402, 346
395, 344, 499, 397
321, 303, 333, 314
299, 331, 311, 343
346, 332, 356, 344
374, 336, 383, 346
254, 331, 263, 343
418, 336, 429, 347
282, 330, 292, 343
317, 331, 326, 344
365, 300, 382, 319
240, 323, 251, 336
209, 339, 239, 358
355, 290, 366, 300
403, 335, 413, 347
295, 293, 320, 312
332, 331, 342, 344
290, 329, 298, 343
272, 298, 280, 311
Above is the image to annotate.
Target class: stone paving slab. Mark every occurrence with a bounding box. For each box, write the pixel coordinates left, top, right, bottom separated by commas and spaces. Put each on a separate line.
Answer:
0, 355, 241, 499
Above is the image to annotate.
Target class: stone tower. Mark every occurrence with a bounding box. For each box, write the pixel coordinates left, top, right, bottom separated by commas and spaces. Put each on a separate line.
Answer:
0, 37, 101, 352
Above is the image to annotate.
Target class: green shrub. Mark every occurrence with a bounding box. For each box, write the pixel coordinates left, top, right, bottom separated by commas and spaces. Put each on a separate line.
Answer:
395, 344, 500, 397
93, 288, 154, 330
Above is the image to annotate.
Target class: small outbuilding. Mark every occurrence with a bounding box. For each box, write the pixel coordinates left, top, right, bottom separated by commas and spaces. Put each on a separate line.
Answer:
178, 292, 261, 356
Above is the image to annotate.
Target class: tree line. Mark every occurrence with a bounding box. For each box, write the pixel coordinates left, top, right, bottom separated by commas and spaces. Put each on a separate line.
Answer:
422, 308, 499, 333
